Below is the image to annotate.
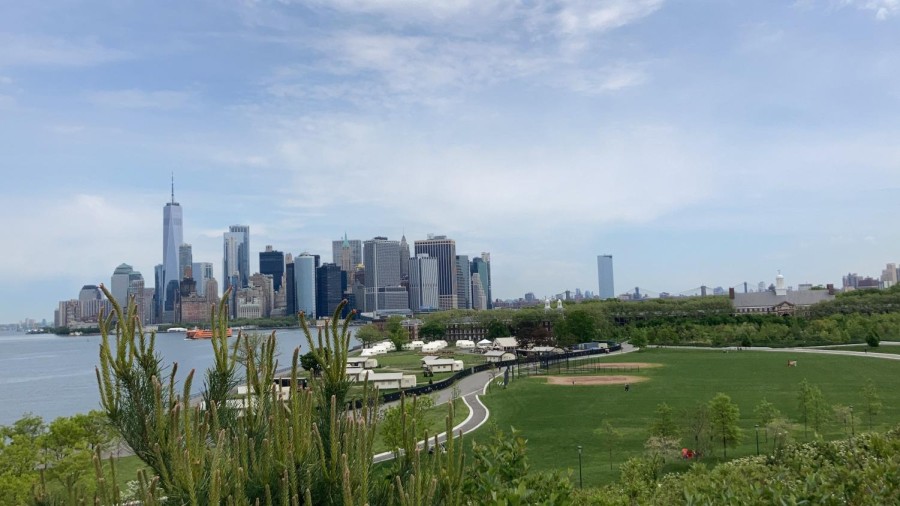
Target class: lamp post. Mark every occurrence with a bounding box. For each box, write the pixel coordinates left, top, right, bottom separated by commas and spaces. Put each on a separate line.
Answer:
577, 446, 583, 489
755, 424, 760, 456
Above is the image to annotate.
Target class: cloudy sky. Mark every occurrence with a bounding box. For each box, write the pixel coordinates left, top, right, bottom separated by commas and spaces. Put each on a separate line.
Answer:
2, 0, 900, 323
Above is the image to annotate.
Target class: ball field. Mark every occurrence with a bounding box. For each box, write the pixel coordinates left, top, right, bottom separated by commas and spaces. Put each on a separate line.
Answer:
474, 348, 900, 487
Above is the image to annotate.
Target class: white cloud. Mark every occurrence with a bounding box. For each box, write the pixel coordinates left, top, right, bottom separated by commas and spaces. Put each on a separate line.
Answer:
0, 34, 130, 67
85, 89, 193, 109
841, 0, 900, 19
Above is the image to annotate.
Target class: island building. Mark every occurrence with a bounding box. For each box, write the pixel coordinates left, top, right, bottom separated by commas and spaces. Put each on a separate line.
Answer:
730, 273, 835, 315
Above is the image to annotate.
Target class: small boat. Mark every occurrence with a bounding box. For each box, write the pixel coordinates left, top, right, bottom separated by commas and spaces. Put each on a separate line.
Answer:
167, 327, 188, 333
186, 328, 233, 340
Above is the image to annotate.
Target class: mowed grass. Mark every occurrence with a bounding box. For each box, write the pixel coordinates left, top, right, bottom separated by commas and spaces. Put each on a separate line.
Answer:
372, 398, 468, 453
364, 350, 487, 383
476, 348, 900, 487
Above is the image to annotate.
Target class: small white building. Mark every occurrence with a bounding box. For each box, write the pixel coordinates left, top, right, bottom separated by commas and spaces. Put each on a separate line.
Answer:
455, 339, 475, 349
525, 346, 565, 356
492, 337, 518, 351
422, 340, 448, 352
476, 339, 493, 350
484, 350, 517, 363
358, 371, 417, 389
347, 356, 378, 369
403, 340, 426, 350
345, 367, 366, 381
422, 358, 464, 373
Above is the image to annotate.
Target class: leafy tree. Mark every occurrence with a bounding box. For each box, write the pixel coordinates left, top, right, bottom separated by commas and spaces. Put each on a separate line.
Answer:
708, 393, 742, 459
486, 319, 510, 339
754, 398, 781, 442
797, 379, 829, 439
863, 378, 882, 430
866, 328, 880, 348
385, 315, 409, 352
594, 420, 623, 470
300, 349, 327, 375
629, 332, 648, 349
555, 310, 597, 346
650, 402, 678, 439
832, 404, 860, 437
418, 319, 446, 340
643, 436, 680, 476
380, 394, 435, 452
355, 324, 384, 348
766, 417, 793, 453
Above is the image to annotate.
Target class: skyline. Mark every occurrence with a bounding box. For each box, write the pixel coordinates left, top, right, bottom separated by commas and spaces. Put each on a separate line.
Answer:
3, 1, 900, 322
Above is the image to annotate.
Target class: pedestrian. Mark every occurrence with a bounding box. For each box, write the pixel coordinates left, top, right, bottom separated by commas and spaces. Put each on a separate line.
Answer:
624, 383, 630, 392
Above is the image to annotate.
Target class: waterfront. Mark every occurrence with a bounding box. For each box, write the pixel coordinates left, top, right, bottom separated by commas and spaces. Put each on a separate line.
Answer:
0, 328, 359, 426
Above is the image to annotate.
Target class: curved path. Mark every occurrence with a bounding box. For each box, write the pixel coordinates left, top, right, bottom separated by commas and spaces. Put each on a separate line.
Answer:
372, 344, 637, 463
649, 344, 900, 361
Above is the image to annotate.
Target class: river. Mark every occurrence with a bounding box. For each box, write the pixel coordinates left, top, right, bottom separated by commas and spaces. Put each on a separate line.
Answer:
0, 327, 359, 426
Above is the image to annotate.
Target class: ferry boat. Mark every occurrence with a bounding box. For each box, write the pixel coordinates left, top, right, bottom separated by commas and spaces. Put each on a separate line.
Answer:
167, 327, 188, 333
186, 328, 233, 340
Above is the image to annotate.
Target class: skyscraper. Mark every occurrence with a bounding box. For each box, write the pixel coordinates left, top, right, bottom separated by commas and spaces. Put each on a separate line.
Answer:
597, 254, 615, 299
409, 254, 439, 311
332, 235, 362, 277
285, 257, 296, 315
178, 244, 193, 279
160, 179, 183, 323
111, 263, 134, 305
414, 235, 457, 309
364, 237, 408, 312
259, 245, 285, 293
294, 253, 317, 318
224, 225, 250, 292
456, 255, 471, 310
316, 263, 346, 318
192, 262, 214, 297
399, 234, 410, 280
472, 253, 492, 309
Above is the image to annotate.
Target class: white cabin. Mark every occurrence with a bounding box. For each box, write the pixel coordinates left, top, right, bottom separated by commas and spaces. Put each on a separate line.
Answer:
422, 358, 464, 373
357, 371, 417, 390
347, 356, 378, 369
455, 339, 475, 349
484, 350, 517, 363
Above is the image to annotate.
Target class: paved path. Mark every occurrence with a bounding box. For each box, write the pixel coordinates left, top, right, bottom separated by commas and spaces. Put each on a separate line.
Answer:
372, 344, 638, 463
648, 344, 900, 361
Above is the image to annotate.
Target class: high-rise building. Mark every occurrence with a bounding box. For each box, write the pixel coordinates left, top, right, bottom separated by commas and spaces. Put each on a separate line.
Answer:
249, 272, 275, 317
332, 235, 362, 282
414, 235, 457, 309
472, 253, 492, 309
456, 255, 472, 309
409, 254, 439, 311
597, 254, 615, 299
160, 178, 183, 323
224, 225, 250, 292
399, 234, 410, 280
471, 274, 487, 310
294, 253, 317, 318
192, 262, 214, 297
110, 264, 133, 305
316, 263, 346, 318
179, 244, 193, 279
364, 237, 408, 312
260, 246, 285, 293
285, 258, 296, 315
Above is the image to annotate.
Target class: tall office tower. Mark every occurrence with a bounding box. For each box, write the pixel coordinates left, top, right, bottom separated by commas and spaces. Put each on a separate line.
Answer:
414, 235, 458, 309
294, 253, 317, 318
259, 245, 285, 293
223, 225, 250, 292
364, 237, 408, 312
179, 244, 193, 279
409, 254, 439, 311
399, 234, 410, 280
160, 178, 183, 323
110, 263, 134, 305
249, 273, 275, 317
471, 253, 492, 309
192, 262, 213, 297
882, 263, 898, 285
285, 257, 296, 315
78, 285, 101, 304
332, 234, 362, 278
456, 255, 472, 309
471, 274, 487, 310
316, 263, 346, 318
127, 274, 146, 323
597, 254, 615, 299
154, 264, 164, 319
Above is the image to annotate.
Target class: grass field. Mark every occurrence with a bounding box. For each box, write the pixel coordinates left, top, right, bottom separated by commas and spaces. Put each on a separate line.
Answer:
372, 398, 468, 453
475, 348, 900, 487
362, 350, 487, 383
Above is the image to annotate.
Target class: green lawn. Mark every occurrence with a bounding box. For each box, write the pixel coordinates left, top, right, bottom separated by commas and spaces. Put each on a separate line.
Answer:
475, 348, 900, 487
361, 350, 487, 383
372, 398, 468, 453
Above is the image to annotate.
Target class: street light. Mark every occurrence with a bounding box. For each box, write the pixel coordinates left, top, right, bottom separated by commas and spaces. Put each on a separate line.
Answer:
577, 446, 583, 489
755, 424, 760, 456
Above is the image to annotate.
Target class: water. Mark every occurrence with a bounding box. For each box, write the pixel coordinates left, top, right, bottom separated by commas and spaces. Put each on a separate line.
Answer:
0, 328, 359, 426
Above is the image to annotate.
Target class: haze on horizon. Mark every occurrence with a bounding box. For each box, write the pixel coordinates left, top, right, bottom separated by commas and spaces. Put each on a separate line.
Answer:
2, 1, 900, 323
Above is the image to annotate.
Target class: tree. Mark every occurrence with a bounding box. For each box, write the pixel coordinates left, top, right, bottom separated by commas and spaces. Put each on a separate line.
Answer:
682, 402, 713, 458
832, 405, 860, 437
355, 324, 383, 348
754, 398, 781, 443
418, 319, 446, 340
863, 378, 882, 430
644, 436, 680, 476
650, 403, 678, 439
766, 417, 793, 453
486, 319, 510, 339
594, 420, 623, 470
300, 349, 326, 375
708, 393, 742, 459
629, 332, 648, 349
866, 328, 880, 348
555, 310, 597, 346
380, 394, 435, 452
385, 315, 409, 351
797, 379, 829, 439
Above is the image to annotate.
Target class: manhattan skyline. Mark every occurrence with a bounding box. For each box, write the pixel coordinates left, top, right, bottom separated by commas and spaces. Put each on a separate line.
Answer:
3, 1, 900, 322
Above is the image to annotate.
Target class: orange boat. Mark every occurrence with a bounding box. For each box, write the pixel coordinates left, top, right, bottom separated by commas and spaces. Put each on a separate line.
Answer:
186, 328, 233, 340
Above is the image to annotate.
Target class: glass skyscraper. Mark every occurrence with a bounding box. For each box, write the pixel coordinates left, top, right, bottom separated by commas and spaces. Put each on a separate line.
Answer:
597, 254, 615, 299
224, 225, 250, 292
160, 184, 183, 323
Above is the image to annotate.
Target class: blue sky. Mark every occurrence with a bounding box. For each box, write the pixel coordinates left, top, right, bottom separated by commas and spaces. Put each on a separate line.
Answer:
2, 0, 900, 323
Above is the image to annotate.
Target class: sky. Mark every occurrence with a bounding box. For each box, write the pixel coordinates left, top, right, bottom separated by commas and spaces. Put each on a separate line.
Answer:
2, 0, 900, 323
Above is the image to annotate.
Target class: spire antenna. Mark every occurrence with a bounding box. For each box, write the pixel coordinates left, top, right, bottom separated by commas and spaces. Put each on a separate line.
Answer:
171, 172, 175, 203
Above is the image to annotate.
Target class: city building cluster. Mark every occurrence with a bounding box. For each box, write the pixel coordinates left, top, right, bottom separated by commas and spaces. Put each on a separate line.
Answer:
52, 184, 493, 328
